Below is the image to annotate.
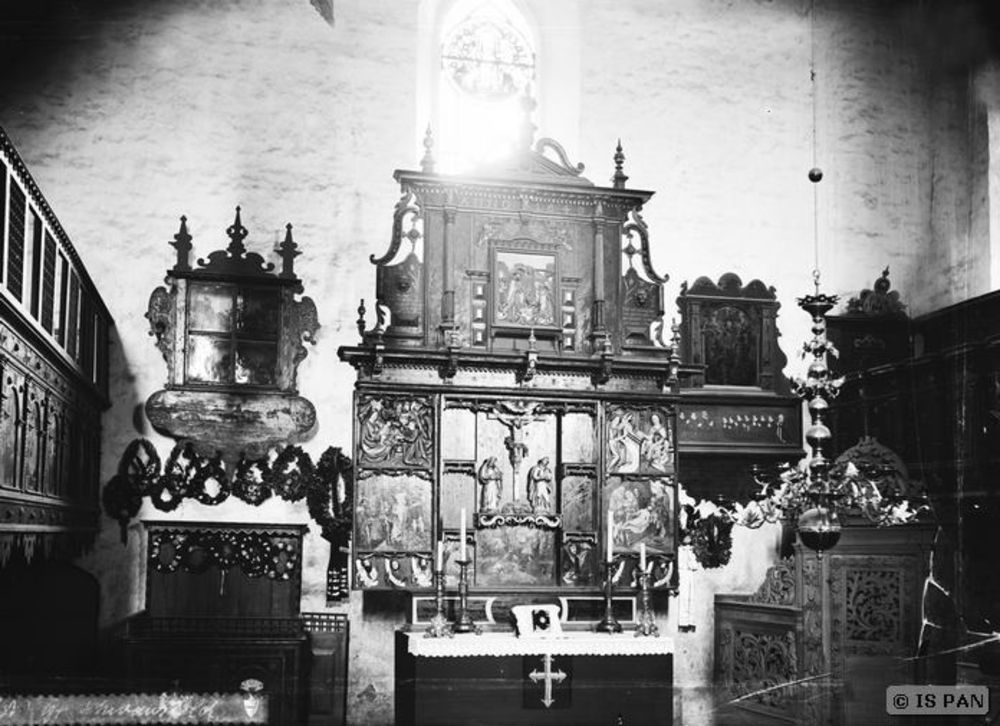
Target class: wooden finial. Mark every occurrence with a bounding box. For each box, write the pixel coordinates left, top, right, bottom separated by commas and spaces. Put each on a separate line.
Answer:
421, 125, 435, 173
612, 139, 628, 189
170, 215, 193, 271
226, 206, 249, 258
277, 223, 300, 278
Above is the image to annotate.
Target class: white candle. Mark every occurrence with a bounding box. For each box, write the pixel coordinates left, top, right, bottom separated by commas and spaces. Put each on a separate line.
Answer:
436, 540, 443, 572
640, 542, 647, 572
607, 509, 614, 563
460, 508, 467, 561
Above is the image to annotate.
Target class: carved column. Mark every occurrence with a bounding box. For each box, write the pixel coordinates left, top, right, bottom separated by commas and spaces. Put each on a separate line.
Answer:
441, 205, 457, 333
591, 202, 606, 344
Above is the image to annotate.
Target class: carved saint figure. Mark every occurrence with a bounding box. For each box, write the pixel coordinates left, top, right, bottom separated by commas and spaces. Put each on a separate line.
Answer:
527, 456, 553, 512
478, 456, 503, 512
640, 413, 672, 472
607, 411, 639, 472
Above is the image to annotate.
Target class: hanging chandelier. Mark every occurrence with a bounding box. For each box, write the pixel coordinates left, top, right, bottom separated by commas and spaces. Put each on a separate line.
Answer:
733, 270, 926, 554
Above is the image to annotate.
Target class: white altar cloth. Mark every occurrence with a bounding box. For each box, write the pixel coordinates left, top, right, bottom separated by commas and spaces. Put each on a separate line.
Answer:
404, 631, 674, 658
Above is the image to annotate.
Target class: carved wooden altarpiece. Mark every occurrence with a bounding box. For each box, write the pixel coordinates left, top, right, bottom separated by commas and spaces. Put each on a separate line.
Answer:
340, 134, 680, 610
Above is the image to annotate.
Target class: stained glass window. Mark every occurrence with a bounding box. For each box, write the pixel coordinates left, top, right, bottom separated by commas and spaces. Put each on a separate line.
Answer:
442, 13, 534, 100
437, 2, 536, 171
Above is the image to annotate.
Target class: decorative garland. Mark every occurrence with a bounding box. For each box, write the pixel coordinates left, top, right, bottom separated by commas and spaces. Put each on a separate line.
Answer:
103, 440, 354, 598
146, 530, 295, 579
104, 440, 353, 515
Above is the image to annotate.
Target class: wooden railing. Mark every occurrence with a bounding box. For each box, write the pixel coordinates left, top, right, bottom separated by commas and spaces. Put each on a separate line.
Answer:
0, 125, 112, 561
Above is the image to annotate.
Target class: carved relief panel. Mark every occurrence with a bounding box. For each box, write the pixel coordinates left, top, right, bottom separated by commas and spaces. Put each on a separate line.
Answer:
676, 272, 788, 392
352, 392, 678, 593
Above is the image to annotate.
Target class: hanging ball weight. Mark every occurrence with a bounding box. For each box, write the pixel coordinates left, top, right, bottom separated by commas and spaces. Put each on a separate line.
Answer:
808, 167, 823, 183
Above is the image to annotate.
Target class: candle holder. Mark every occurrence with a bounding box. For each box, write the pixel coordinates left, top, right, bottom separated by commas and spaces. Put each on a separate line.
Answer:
424, 569, 453, 638
634, 570, 659, 638
453, 559, 481, 635
595, 559, 622, 633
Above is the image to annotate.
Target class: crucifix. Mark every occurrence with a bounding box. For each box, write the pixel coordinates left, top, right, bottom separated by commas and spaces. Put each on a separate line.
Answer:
528, 653, 567, 708
491, 401, 544, 501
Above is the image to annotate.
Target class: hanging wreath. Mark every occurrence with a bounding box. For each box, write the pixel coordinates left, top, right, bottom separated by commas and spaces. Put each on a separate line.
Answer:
190, 454, 231, 506
149, 533, 185, 573
309, 447, 353, 603
689, 512, 734, 569
267, 445, 314, 502
159, 442, 201, 500
238, 532, 270, 578
180, 534, 213, 574
148, 479, 184, 512
208, 531, 240, 571
308, 447, 354, 541
119, 438, 162, 495
266, 540, 299, 580
232, 456, 272, 506
102, 473, 144, 543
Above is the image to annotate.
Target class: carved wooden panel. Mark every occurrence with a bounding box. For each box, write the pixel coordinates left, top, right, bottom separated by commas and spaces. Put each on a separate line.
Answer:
715, 599, 801, 723
606, 404, 674, 475
356, 394, 433, 470
676, 272, 788, 392
843, 568, 902, 644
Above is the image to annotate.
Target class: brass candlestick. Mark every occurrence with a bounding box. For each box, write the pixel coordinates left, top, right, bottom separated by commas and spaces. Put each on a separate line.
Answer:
596, 559, 622, 633
424, 570, 453, 638
453, 559, 481, 634
634, 570, 659, 638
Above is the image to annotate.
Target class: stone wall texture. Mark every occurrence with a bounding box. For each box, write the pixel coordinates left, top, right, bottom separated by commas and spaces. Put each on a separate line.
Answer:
0, 0, 995, 723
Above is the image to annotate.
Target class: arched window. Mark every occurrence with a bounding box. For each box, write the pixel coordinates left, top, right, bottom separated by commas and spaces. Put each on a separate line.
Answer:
436, 1, 536, 172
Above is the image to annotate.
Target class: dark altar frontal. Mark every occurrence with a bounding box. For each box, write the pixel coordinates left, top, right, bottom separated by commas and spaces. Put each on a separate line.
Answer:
395, 629, 673, 726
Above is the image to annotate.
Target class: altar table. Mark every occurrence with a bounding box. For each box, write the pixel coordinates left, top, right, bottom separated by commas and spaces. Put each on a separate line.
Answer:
394, 630, 673, 726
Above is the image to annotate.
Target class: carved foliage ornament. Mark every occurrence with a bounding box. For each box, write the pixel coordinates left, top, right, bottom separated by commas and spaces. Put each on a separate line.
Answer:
730, 630, 798, 710
844, 567, 902, 643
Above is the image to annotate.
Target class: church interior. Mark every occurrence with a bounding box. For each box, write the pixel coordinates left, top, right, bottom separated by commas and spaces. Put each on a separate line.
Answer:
2, 0, 1000, 724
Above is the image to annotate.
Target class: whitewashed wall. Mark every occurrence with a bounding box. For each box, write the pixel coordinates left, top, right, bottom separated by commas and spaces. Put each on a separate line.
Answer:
0, 0, 990, 722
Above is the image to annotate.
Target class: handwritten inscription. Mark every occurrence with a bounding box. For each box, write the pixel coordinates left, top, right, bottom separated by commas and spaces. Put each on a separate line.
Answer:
0, 692, 266, 724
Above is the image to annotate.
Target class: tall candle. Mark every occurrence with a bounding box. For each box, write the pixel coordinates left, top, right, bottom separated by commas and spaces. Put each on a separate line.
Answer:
460, 508, 467, 561
607, 509, 614, 563
640, 542, 647, 572
436, 540, 443, 572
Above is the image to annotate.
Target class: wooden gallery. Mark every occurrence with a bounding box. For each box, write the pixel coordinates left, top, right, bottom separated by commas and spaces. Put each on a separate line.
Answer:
0, 1, 998, 724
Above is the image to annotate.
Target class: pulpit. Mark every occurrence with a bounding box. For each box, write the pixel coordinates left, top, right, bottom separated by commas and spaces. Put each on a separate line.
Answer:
395, 630, 672, 726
